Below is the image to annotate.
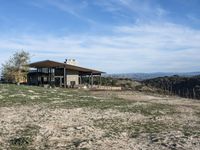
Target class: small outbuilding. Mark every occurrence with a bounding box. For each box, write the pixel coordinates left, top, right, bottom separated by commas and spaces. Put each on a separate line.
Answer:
27, 59, 104, 88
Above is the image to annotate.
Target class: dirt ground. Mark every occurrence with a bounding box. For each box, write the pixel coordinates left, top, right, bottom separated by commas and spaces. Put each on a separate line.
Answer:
0, 84, 200, 150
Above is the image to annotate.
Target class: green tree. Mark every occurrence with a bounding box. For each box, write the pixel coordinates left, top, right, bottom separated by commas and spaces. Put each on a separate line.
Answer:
1, 50, 30, 84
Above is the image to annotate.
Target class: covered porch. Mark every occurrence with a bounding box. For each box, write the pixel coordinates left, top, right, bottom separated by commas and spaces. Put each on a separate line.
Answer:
27, 60, 104, 88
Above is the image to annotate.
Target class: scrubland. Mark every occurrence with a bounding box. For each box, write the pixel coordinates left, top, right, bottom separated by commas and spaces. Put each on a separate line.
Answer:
0, 84, 200, 150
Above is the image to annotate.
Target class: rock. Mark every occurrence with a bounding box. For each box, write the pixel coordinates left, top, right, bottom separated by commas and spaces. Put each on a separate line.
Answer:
75, 126, 84, 130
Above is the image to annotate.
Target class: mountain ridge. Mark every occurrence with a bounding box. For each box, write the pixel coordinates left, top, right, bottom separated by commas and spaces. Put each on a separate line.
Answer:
106, 72, 200, 81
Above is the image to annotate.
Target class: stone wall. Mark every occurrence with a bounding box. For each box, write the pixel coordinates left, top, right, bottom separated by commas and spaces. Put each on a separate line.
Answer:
66, 70, 79, 86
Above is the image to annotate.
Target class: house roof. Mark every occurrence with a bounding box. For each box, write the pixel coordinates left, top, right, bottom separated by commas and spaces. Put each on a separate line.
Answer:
28, 60, 105, 75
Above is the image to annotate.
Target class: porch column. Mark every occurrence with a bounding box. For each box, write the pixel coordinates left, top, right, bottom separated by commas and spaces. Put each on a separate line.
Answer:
99, 75, 102, 86
60, 77, 62, 88
49, 68, 53, 84
79, 76, 82, 85
52, 68, 55, 87
48, 68, 50, 84
88, 75, 90, 85
37, 68, 39, 85
64, 67, 67, 88
91, 73, 93, 87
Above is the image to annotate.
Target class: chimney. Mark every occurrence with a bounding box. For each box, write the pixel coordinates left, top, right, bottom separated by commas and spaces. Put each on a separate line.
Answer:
64, 59, 78, 66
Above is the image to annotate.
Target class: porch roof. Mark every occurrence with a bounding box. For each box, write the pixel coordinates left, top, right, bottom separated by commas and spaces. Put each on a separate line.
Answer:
28, 60, 105, 75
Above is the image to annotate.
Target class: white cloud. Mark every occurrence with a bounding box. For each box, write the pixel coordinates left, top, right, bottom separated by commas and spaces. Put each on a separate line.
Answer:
30, 0, 168, 24
39, 0, 96, 24
0, 22, 200, 73
94, 0, 168, 22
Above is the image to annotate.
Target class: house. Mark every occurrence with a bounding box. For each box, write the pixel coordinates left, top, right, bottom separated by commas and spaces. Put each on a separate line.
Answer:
27, 59, 104, 88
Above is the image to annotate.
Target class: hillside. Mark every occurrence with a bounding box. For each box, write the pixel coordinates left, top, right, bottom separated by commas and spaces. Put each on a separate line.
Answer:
108, 72, 200, 81
143, 75, 200, 100
0, 84, 200, 149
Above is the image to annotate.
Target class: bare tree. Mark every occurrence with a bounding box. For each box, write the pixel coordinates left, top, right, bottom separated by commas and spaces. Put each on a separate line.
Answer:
1, 50, 30, 84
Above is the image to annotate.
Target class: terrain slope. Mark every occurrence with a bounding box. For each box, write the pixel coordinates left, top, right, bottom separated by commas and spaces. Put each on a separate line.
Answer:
0, 84, 200, 150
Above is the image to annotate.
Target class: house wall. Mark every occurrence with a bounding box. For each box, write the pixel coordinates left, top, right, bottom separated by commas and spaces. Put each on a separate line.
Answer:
28, 68, 80, 87
66, 70, 79, 86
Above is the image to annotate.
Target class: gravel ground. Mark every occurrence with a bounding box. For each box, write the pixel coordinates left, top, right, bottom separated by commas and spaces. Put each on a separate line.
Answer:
0, 84, 200, 150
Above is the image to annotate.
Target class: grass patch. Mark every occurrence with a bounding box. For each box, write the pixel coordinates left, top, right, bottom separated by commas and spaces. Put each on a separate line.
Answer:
94, 117, 172, 138
53, 96, 176, 116
0, 84, 80, 107
182, 124, 200, 137
0, 84, 177, 117
9, 124, 40, 150
119, 103, 176, 116
195, 111, 200, 118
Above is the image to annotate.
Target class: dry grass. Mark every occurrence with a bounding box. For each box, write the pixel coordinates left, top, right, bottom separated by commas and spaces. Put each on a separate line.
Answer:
0, 84, 200, 150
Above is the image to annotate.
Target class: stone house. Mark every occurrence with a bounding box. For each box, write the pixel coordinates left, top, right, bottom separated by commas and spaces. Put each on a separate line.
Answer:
27, 59, 104, 88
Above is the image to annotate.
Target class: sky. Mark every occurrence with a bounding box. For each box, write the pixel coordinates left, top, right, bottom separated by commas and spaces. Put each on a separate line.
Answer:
0, 0, 200, 73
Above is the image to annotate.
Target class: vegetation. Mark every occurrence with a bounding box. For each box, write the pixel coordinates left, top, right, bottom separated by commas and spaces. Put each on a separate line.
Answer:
0, 84, 200, 149
9, 124, 40, 150
82, 76, 142, 90
0, 84, 176, 116
94, 118, 173, 138
81, 76, 118, 86
1, 50, 30, 84
143, 75, 200, 100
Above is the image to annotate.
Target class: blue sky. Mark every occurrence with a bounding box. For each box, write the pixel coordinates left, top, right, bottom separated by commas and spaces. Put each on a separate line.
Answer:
0, 0, 200, 73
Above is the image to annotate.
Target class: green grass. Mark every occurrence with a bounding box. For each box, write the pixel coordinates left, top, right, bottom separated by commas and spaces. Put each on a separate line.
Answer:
93, 117, 175, 138
9, 124, 40, 150
118, 102, 176, 116
0, 84, 79, 106
195, 111, 200, 118
0, 84, 177, 117
1, 84, 200, 148
0, 84, 179, 140
182, 124, 200, 137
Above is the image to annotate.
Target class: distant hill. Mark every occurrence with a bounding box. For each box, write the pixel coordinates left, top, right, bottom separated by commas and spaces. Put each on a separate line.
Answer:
143, 75, 200, 100
107, 72, 200, 81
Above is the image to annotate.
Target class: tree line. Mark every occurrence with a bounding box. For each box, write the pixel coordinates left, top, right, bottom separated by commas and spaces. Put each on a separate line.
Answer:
143, 75, 200, 100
